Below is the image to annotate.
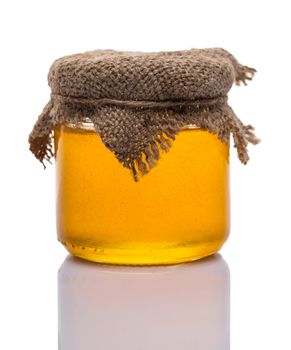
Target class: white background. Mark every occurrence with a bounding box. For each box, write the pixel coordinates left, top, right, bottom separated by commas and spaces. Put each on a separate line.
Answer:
0, 0, 290, 349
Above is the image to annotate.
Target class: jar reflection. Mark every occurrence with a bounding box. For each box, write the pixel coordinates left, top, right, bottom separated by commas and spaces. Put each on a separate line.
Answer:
58, 254, 230, 350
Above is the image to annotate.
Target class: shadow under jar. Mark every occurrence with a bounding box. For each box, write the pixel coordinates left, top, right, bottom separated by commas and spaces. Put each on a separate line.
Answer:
54, 122, 230, 265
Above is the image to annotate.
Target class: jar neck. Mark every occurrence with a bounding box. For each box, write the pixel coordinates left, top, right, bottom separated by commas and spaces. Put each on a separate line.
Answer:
63, 119, 200, 131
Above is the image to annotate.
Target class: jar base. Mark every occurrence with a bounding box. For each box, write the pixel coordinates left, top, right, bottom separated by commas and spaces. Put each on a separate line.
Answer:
59, 239, 225, 266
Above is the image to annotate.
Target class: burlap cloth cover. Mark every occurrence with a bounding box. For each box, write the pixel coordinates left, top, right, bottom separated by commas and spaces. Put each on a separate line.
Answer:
29, 48, 259, 181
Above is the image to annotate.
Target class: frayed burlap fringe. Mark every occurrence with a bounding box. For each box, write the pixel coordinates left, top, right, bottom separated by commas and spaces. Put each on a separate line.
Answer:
29, 95, 259, 181
29, 48, 259, 181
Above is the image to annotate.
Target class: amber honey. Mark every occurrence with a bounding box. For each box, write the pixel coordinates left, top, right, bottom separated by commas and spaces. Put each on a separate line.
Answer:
54, 123, 230, 265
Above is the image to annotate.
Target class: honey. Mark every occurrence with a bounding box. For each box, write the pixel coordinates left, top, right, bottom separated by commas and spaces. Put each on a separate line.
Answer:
54, 124, 229, 265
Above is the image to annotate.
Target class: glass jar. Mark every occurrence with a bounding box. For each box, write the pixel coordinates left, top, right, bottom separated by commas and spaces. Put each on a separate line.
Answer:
54, 122, 230, 265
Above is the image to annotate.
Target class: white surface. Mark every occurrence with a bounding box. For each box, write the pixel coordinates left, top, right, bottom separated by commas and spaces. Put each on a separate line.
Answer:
59, 255, 229, 350
0, 1, 290, 349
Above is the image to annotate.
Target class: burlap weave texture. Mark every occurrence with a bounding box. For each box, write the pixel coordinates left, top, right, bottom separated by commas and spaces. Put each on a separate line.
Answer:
29, 48, 259, 181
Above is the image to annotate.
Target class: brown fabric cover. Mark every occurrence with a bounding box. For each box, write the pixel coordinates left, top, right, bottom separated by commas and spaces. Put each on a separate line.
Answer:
29, 48, 259, 181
